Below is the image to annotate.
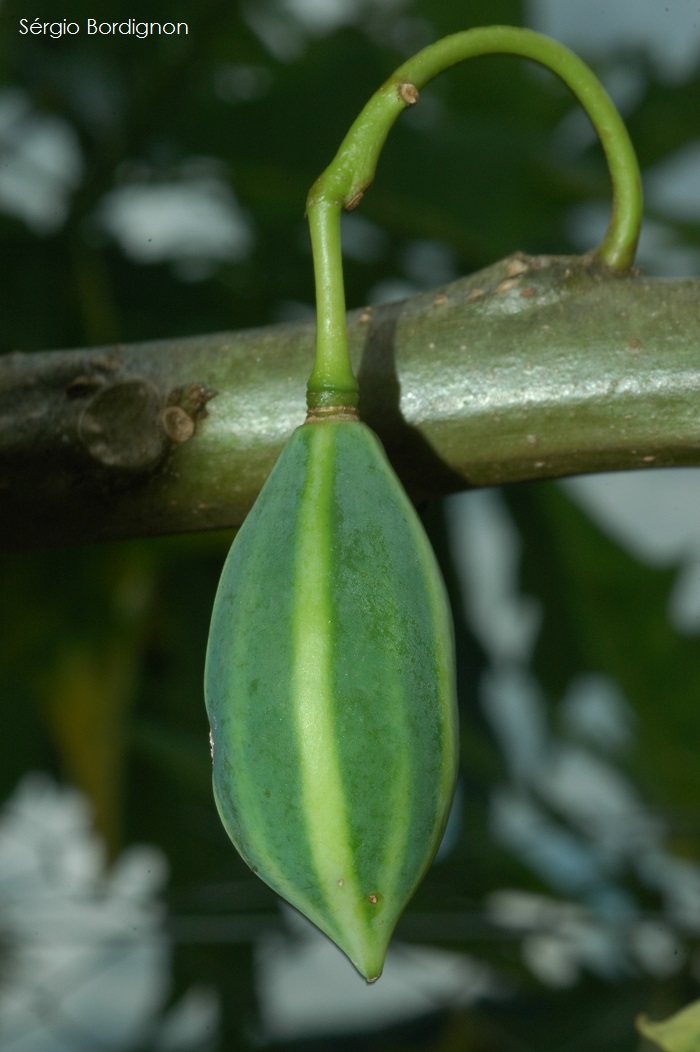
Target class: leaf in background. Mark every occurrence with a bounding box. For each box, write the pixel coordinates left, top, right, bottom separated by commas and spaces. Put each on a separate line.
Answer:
0, 543, 155, 857
637, 999, 700, 1051
42, 639, 141, 857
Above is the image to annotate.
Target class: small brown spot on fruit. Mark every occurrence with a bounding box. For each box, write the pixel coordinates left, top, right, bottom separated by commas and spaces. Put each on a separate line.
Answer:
628, 338, 642, 350
432, 293, 447, 307
496, 277, 519, 294
520, 286, 536, 298
368, 894, 378, 905
468, 288, 485, 301
337, 878, 345, 887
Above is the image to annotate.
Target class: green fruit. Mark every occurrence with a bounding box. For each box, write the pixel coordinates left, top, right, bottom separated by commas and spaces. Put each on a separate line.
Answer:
204, 418, 458, 981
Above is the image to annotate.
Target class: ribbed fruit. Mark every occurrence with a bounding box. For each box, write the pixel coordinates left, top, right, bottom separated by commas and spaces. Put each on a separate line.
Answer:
204, 419, 458, 981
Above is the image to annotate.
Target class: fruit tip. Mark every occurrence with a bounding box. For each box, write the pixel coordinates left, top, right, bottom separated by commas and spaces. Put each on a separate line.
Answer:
350, 948, 385, 984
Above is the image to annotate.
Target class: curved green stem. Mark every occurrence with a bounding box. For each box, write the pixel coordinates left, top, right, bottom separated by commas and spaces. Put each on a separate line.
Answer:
305, 25, 643, 411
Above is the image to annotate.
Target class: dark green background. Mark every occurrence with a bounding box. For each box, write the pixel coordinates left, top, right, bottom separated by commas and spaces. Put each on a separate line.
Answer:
1, 1, 699, 1048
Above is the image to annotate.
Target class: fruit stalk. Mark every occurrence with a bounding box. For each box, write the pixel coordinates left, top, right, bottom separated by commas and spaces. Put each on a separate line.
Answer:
305, 24, 642, 411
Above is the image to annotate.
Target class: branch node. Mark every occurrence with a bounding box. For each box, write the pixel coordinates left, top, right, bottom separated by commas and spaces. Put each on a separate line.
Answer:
398, 82, 419, 105
161, 405, 195, 444
78, 379, 167, 471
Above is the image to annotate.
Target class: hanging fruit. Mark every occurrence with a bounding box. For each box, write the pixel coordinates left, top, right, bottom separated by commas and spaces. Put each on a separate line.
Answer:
205, 25, 641, 982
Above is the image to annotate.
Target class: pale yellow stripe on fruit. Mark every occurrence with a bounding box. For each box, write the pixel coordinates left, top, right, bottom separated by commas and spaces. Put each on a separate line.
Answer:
291, 425, 372, 970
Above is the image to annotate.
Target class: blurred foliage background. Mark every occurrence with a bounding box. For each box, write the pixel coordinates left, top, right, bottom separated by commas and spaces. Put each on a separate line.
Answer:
1, 0, 700, 1049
